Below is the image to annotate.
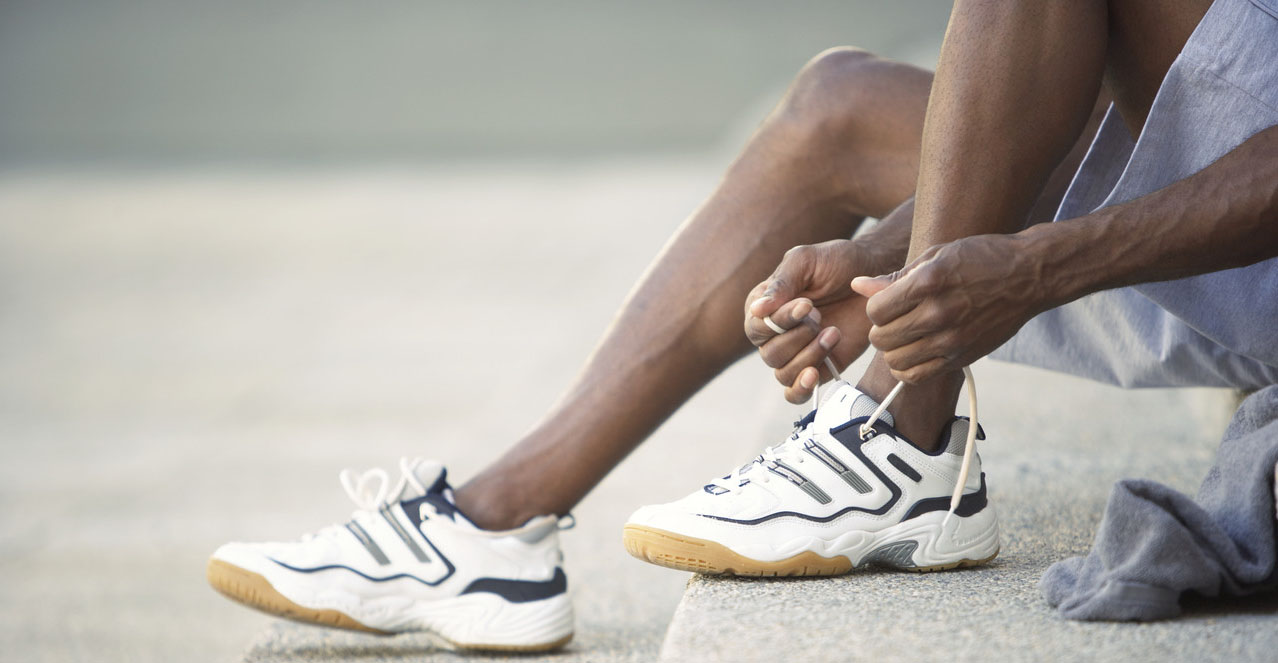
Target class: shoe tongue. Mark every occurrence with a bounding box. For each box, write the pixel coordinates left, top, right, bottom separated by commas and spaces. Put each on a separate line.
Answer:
940, 418, 979, 455
813, 382, 895, 430
850, 393, 895, 427
395, 459, 448, 502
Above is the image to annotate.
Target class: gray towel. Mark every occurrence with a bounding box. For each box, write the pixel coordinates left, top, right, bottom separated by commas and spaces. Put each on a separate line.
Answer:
1040, 385, 1278, 620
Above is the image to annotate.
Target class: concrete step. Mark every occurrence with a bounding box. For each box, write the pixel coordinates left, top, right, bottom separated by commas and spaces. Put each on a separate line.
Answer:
655, 360, 1278, 662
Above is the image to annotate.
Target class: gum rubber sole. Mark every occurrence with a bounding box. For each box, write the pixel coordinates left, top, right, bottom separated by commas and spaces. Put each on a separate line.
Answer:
206, 558, 573, 653
622, 524, 998, 576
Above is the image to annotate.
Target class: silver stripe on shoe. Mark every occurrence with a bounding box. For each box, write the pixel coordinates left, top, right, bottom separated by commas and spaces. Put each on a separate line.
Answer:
770, 460, 833, 505
805, 440, 873, 494
380, 506, 431, 563
345, 521, 390, 566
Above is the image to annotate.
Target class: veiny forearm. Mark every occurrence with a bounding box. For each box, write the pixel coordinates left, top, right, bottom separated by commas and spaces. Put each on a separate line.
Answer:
1025, 125, 1278, 303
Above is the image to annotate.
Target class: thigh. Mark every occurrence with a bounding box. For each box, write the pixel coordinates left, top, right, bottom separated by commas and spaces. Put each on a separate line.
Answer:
1103, 0, 1215, 136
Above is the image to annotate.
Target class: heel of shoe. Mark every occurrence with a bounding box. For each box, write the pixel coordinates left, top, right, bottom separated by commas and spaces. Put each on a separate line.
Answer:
861, 506, 1000, 573
421, 592, 574, 652
915, 505, 1000, 572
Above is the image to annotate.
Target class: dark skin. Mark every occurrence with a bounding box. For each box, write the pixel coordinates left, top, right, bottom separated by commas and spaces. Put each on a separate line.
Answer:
456, 49, 932, 530
853, 0, 1278, 376
746, 95, 1103, 402
853, 124, 1278, 382
458, 0, 1257, 529
752, 0, 1245, 450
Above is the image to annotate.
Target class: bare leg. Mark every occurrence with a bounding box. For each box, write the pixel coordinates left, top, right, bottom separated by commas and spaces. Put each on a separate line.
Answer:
457, 49, 934, 529
856, 0, 1211, 450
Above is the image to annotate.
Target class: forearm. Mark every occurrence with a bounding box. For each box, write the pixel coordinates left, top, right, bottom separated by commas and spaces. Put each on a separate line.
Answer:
1025, 125, 1278, 304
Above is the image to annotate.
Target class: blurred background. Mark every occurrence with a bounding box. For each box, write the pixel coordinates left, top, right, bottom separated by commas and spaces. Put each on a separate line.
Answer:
0, 2, 952, 661
1, 0, 949, 163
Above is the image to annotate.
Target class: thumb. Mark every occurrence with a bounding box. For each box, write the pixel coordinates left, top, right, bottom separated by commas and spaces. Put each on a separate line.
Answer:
749, 273, 802, 319
850, 274, 894, 298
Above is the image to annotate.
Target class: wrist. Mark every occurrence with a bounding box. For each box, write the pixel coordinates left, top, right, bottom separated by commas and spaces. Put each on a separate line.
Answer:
1015, 210, 1120, 308
851, 197, 914, 277
851, 233, 907, 277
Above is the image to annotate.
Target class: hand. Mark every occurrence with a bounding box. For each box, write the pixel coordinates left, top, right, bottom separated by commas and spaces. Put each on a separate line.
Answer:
744, 240, 879, 403
851, 233, 1050, 383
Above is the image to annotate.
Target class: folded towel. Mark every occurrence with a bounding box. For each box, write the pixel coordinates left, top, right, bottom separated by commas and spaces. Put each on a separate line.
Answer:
1040, 385, 1278, 620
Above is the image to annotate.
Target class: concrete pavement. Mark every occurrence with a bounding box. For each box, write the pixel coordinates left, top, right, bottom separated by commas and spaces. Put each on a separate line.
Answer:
3, 165, 1271, 663
0, 161, 775, 662
657, 359, 1270, 662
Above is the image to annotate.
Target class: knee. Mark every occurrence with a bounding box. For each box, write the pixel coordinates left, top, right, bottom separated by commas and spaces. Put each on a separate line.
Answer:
777, 47, 888, 143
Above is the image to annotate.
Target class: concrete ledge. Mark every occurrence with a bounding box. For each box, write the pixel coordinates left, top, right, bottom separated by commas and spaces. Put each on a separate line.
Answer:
657, 361, 1271, 662
243, 622, 659, 663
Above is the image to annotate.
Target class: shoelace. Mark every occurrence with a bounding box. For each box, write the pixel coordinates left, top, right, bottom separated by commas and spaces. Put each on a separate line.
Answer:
721, 352, 979, 529
291, 459, 428, 545
710, 356, 846, 492
716, 431, 816, 489
337, 458, 576, 532
338, 457, 430, 511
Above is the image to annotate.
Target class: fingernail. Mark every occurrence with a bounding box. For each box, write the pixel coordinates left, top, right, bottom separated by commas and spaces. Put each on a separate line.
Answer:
751, 296, 771, 314
809, 309, 822, 325
800, 370, 817, 389
818, 327, 840, 350
792, 300, 812, 320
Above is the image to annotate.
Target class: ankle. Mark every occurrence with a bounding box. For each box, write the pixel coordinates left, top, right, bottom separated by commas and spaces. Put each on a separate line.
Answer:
855, 358, 962, 452
452, 481, 540, 531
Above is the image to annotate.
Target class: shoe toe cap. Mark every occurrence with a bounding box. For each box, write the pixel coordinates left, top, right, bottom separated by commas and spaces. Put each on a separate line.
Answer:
210, 541, 278, 575
624, 501, 715, 539
624, 504, 664, 528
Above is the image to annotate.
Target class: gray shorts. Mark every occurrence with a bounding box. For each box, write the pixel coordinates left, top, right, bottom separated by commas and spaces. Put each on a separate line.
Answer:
991, 0, 1278, 390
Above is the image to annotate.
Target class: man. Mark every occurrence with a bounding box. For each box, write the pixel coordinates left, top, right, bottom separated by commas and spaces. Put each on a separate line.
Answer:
207, 0, 1278, 651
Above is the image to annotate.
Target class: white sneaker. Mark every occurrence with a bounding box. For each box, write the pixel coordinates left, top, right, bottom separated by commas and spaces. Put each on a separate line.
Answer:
623, 381, 999, 575
207, 458, 574, 652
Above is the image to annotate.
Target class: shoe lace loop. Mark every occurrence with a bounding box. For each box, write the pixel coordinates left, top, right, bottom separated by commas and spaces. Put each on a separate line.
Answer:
338, 458, 431, 511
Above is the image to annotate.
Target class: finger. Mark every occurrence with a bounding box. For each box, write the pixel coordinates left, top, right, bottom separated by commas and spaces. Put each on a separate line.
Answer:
749, 271, 803, 318
863, 264, 935, 326
783, 366, 820, 404
752, 242, 825, 317
756, 320, 821, 368
743, 281, 769, 317
866, 302, 938, 353
881, 334, 947, 376
774, 326, 841, 387
749, 292, 781, 319
850, 274, 892, 299
744, 297, 814, 345
889, 356, 951, 385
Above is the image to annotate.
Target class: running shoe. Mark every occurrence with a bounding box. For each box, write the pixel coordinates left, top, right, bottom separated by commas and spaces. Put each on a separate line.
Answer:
623, 381, 999, 575
207, 458, 574, 652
